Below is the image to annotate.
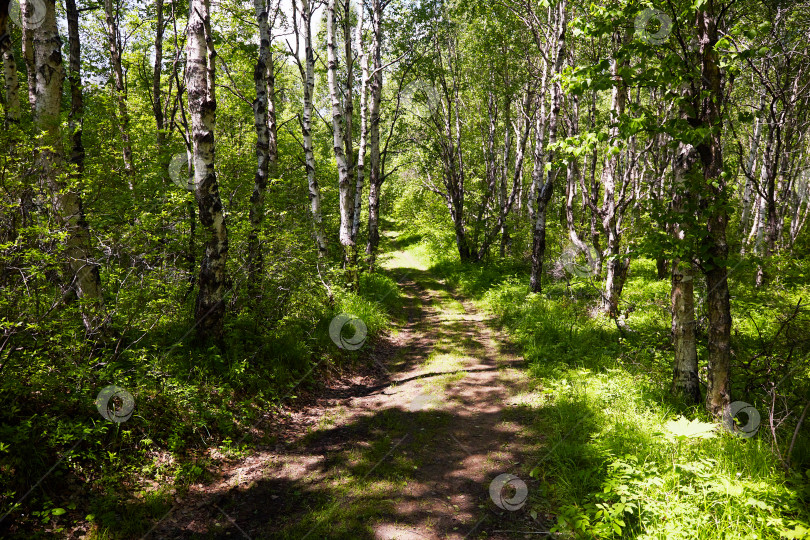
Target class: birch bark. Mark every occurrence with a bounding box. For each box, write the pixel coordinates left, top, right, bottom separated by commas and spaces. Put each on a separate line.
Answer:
187, 0, 228, 341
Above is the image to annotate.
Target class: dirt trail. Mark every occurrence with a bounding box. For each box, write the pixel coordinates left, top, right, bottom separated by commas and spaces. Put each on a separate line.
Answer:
148, 237, 548, 539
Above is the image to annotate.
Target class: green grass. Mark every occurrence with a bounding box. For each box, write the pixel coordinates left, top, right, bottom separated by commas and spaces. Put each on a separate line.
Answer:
478, 263, 810, 539
390, 216, 810, 539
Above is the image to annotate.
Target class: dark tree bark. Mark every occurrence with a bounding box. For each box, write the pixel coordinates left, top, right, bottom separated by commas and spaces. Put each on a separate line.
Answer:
153, 0, 166, 165
697, 4, 732, 421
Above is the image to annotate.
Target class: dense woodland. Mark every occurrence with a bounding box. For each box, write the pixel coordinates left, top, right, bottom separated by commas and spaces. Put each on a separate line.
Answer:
1, 0, 810, 536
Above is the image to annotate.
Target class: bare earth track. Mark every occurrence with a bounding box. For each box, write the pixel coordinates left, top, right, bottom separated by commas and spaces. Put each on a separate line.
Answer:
147, 237, 551, 539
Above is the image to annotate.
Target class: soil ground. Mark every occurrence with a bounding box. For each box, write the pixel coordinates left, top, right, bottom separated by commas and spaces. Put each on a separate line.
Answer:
145, 233, 554, 539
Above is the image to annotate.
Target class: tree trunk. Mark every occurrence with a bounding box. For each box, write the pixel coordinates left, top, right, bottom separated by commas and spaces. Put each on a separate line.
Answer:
153, 0, 165, 165
670, 143, 700, 404
530, 0, 565, 293
187, 0, 228, 342
365, 0, 383, 271
327, 0, 358, 289
352, 4, 367, 243
31, 0, 104, 332
656, 258, 668, 279
1, 4, 21, 125
739, 99, 763, 245
248, 0, 276, 296
21, 14, 34, 108
65, 0, 84, 174
298, 0, 326, 258
671, 257, 700, 403
498, 92, 512, 257
697, 7, 732, 421
104, 0, 135, 184
600, 29, 631, 316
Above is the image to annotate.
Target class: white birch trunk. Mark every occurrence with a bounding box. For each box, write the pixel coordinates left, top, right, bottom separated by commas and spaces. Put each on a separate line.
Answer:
352, 3, 368, 243
529, 0, 565, 292
1, 13, 21, 124
327, 0, 358, 287
187, 0, 228, 341
365, 0, 383, 270
248, 0, 276, 290
298, 0, 327, 257
31, 0, 104, 331
670, 142, 700, 404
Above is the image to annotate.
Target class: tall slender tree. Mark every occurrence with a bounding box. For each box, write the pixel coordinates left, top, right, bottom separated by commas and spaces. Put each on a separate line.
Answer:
529, 0, 566, 293
187, 0, 228, 341
365, 0, 386, 270
291, 0, 327, 258
248, 0, 279, 295
0, 0, 21, 125
30, 0, 103, 331
103, 0, 135, 184
327, 0, 359, 288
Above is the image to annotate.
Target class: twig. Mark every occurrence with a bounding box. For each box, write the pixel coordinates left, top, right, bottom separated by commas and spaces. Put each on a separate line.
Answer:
787, 400, 810, 469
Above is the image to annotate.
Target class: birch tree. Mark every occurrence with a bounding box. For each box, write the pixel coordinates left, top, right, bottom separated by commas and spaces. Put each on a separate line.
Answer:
1, 0, 21, 125
597, 29, 633, 315
65, 0, 84, 174
152, 0, 166, 166
528, 0, 566, 293
365, 0, 385, 269
695, 2, 732, 420
187, 0, 228, 341
30, 0, 104, 331
352, 1, 368, 244
291, 0, 327, 258
248, 0, 279, 292
670, 142, 700, 404
103, 0, 135, 184
327, 0, 359, 287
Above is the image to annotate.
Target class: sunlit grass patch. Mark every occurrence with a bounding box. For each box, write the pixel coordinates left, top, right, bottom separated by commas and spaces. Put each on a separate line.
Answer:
418, 252, 810, 539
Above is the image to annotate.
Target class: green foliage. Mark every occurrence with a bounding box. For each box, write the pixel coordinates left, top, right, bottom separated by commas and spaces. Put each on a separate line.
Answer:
421, 254, 810, 540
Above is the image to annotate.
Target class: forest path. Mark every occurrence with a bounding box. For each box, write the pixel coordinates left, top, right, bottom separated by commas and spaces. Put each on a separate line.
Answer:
150, 232, 549, 539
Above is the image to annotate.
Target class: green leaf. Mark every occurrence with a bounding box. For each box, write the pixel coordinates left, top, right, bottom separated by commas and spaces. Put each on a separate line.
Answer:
663, 416, 717, 441
781, 525, 809, 539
